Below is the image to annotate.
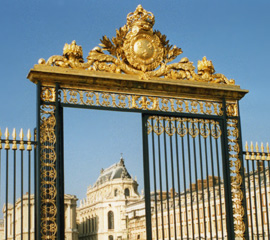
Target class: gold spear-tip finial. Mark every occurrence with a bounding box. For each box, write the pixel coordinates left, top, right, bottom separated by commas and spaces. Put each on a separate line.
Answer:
4, 128, 10, 150
12, 128, 17, 150
19, 129, 25, 150
27, 129, 32, 151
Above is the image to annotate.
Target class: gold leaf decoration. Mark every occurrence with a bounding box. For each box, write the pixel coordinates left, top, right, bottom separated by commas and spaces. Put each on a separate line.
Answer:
39, 5, 235, 85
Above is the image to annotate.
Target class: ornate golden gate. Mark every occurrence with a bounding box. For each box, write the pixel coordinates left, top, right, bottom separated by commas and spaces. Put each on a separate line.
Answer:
27, 5, 249, 240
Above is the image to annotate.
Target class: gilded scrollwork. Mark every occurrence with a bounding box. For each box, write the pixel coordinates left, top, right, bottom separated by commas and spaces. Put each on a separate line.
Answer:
40, 103, 57, 240
227, 118, 245, 239
147, 116, 221, 139
61, 89, 223, 116
38, 5, 235, 85
226, 102, 238, 117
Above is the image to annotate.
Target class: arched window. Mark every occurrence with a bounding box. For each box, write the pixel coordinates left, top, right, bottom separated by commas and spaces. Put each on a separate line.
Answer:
109, 235, 114, 240
124, 188, 130, 197
108, 211, 114, 230
114, 189, 118, 197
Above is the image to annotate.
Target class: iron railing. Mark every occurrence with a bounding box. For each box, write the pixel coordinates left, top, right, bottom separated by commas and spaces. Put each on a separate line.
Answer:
0, 128, 37, 240
142, 115, 232, 240
243, 142, 270, 240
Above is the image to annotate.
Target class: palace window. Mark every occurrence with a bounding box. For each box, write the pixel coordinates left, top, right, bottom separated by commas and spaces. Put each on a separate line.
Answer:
108, 211, 114, 230
124, 188, 130, 197
114, 189, 118, 197
109, 235, 113, 240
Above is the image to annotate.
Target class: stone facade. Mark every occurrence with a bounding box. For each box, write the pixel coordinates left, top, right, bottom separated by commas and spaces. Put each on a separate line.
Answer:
1, 194, 78, 240
76, 157, 141, 240
2, 159, 269, 240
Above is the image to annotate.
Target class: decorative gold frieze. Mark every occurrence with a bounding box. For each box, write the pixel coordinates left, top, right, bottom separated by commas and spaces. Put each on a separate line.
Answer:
227, 119, 245, 239
38, 5, 235, 85
61, 89, 223, 116
147, 116, 222, 139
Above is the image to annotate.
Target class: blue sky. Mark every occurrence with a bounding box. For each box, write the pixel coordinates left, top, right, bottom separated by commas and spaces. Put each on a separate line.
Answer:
1, 0, 270, 200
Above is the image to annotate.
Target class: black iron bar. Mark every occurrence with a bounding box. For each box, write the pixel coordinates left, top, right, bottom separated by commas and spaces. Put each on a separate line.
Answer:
0, 140, 36, 145
220, 99, 235, 240
214, 123, 224, 238
157, 119, 165, 240
56, 83, 61, 240
13, 150, 16, 240
192, 121, 201, 239
0, 148, 1, 219
28, 151, 31, 240
186, 120, 195, 239
252, 160, 259, 238
0, 149, 1, 238
162, 119, 171, 240
246, 160, 254, 239
59, 105, 64, 240
34, 129, 37, 240
174, 119, 183, 240
151, 118, 159, 240
181, 120, 189, 240
209, 122, 218, 239
262, 160, 270, 238
267, 161, 270, 237
55, 99, 64, 240
36, 81, 41, 240
141, 114, 152, 240
198, 121, 207, 239
169, 121, 177, 240
203, 123, 213, 239
257, 160, 265, 239
5, 150, 9, 240
21, 150, 24, 240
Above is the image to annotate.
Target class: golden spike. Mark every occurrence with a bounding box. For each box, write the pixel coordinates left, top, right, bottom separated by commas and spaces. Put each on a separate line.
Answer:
261, 142, 266, 160
245, 141, 248, 151
267, 142, 270, 161
256, 142, 261, 160
261, 142, 264, 152
250, 141, 255, 160
5, 128, 9, 139
0, 128, 2, 150
27, 129, 32, 151
4, 128, 10, 150
245, 141, 250, 160
12, 128, 17, 150
12, 128, 16, 139
19, 129, 25, 151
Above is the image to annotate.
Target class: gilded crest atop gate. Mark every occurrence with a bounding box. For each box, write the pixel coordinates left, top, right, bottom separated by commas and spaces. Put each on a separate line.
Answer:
38, 5, 235, 84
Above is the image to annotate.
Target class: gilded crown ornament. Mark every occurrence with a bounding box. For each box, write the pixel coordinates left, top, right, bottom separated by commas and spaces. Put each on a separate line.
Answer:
38, 5, 235, 85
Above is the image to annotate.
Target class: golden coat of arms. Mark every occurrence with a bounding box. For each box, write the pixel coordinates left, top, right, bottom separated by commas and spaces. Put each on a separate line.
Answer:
39, 5, 235, 85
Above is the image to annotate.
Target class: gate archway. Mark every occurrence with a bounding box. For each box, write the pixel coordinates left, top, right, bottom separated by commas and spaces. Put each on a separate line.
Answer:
27, 5, 248, 240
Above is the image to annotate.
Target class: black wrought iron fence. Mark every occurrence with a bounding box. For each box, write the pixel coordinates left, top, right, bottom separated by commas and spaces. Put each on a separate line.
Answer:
0, 128, 37, 240
143, 115, 232, 240
243, 142, 270, 240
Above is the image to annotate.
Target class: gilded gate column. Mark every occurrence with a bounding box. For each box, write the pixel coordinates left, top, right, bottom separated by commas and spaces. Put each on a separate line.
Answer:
38, 86, 58, 240
226, 101, 249, 239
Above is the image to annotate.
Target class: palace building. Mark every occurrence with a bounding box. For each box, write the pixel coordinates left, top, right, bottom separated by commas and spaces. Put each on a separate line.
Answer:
2, 194, 78, 240
76, 157, 141, 240
2, 158, 270, 240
